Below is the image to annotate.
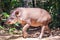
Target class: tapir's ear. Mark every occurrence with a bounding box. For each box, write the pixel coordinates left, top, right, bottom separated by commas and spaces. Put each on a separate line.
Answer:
15, 11, 19, 16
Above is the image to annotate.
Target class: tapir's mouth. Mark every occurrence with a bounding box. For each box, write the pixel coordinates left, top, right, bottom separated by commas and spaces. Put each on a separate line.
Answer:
5, 21, 13, 24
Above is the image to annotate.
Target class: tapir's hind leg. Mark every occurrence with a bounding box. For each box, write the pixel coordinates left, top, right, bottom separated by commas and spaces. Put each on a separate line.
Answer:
45, 25, 53, 37
44, 25, 51, 33
38, 25, 52, 39
38, 25, 46, 39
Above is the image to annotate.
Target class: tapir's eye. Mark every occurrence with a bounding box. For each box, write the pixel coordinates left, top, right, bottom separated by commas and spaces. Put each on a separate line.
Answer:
10, 18, 14, 19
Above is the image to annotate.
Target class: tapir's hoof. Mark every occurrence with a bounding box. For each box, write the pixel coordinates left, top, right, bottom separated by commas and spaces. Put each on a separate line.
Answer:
37, 36, 42, 39
23, 33, 29, 38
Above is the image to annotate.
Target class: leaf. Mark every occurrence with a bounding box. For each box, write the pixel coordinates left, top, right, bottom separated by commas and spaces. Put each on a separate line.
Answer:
2, 12, 9, 18
9, 28, 16, 32
0, 26, 4, 29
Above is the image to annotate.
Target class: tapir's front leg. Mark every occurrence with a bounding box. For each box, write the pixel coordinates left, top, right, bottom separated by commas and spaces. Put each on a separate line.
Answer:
22, 24, 30, 38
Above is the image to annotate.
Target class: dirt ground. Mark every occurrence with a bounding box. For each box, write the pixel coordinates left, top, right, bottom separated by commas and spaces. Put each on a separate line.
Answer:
0, 27, 60, 40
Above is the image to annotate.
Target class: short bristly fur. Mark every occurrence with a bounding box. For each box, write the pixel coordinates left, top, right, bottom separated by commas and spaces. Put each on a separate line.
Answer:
6, 7, 52, 39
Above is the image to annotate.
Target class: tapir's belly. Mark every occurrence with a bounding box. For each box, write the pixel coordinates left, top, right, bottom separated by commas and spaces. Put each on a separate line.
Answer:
31, 21, 42, 27
30, 19, 43, 27
19, 19, 43, 27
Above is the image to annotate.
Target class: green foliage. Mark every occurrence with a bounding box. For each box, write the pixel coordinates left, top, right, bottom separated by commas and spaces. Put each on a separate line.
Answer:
2, 12, 9, 18
0, 25, 4, 29
0, 12, 9, 22
35, 0, 60, 28
14, 23, 19, 26
0, 0, 24, 12
0, 0, 60, 31
9, 28, 16, 32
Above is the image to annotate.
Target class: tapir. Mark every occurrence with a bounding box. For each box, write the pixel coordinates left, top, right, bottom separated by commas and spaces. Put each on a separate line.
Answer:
6, 7, 52, 39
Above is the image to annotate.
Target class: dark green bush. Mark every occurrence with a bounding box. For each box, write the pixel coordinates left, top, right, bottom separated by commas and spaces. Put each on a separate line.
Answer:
0, 0, 60, 30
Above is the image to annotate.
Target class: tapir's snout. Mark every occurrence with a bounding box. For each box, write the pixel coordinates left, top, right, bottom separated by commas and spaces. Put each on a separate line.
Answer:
5, 21, 12, 24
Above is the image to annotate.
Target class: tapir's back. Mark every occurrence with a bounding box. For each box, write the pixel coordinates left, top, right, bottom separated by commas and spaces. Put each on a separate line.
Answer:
20, 8, 51, 21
